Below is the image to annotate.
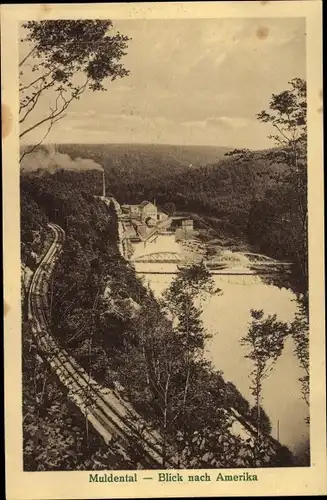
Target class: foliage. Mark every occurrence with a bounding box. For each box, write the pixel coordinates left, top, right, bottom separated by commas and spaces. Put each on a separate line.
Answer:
254, 77, 307, 293
254, 79, 310, 426
22, 321, 133, 471
21, 167, 294, 469
256, 77, 307, 168
21, 78, 307, 297
162, 202, 176, 216
20, 20, 130, 158
113, 264, 292, 468
217, 79, 308, 296
249, 405, 272, 435
23, 139, 291, 251
21, 170, 153, 469
47, 139, 303, 291
290, 300, 310, 411
39, 142, 279, 237
240, 309, 289, 458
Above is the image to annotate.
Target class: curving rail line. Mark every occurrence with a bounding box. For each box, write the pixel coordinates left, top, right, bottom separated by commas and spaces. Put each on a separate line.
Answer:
27, 222, 281, 467
28, 223, 177, 469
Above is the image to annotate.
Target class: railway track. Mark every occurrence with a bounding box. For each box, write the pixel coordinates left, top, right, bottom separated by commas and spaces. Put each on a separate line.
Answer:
28, 223, 177, 469
27, 221, 282, 469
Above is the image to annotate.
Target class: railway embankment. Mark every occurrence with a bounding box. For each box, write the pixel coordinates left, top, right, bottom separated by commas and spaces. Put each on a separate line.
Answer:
23, 189, 293, 470
27, 223, 177, 469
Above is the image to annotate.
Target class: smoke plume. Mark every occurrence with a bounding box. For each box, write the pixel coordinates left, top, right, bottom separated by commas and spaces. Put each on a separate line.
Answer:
20, 144, 104, 173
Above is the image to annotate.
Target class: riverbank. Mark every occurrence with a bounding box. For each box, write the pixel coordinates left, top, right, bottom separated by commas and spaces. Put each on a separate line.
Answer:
130, 234, 309, 460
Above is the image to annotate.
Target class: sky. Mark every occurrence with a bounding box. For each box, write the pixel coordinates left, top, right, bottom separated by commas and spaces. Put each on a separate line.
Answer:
20, 17, 306, 149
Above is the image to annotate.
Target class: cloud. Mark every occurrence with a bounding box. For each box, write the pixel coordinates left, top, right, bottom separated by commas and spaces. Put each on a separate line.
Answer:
182, 116, 251, 131
181, 120, 207, 129
207, 116, 249, 129
20, 17, 305, 149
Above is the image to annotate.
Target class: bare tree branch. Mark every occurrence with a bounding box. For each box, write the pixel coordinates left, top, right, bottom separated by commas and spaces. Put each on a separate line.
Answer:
19, 69, 52, 92
20, 86, 81, 139
19, 89, 43, 123
20, 77, 56, 113
19, 46, 36, 67
19, 113, 65, 163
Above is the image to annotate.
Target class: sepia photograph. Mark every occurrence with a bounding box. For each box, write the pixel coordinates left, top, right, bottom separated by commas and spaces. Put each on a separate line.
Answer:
18, 14, 310, 471
2, 2, 325, 498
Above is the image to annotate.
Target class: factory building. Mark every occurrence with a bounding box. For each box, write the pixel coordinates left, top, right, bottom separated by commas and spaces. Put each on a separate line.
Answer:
182, 219, 194, 231
139, 201, 157, 223
121, 200, 159, 224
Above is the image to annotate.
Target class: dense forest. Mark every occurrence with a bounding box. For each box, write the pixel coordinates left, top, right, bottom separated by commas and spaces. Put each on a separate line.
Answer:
19, 17, 308, 471
48, 141, 307, 297
21, 169, 294, 469
53, 143, 284, 230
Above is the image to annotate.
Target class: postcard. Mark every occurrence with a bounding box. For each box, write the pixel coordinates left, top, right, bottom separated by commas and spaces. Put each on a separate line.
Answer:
2, 1, 325, 498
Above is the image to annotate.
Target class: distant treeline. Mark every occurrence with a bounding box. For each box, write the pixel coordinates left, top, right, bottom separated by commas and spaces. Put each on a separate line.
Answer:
21, 169, 293, 469
55, 143, 307, 296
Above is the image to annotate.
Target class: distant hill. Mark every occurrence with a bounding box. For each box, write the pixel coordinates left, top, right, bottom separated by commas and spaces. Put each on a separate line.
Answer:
20, 142, 235, 197
20, 143, 285, 235
55, 143, 233, 170
20, 142, 305, 292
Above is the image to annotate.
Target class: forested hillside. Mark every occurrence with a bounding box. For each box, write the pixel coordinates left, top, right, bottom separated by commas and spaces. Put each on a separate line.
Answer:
21, 137, 307, 297
21, 169, 294, 469
28, 143, 285, 239
18, 13, 308, 472
21, 144, 282, 237
52, 143, 306, 294
56, 142, 232, 170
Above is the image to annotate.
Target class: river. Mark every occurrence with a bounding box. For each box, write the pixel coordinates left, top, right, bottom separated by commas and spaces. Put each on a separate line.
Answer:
131, 234, 309, 460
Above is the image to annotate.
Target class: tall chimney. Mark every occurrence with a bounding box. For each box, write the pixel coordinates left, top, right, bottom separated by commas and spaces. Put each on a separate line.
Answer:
102, 171, 106, 197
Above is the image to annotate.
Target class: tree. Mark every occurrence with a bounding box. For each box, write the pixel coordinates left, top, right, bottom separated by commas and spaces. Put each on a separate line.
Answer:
256, 78, 308, 287
256, 78, 307, 172
145, 317, 183, 467
20, 20, 130, 160
163, 263, 219, 417
254, 81, 310, 411
162, 202, 176, 216
228, 79, 308, 295
249, 405, 272, 435
122, 263, 221, 467
22, 169, 293, 469
240, 309, 289, 463
290, 299, 309, 417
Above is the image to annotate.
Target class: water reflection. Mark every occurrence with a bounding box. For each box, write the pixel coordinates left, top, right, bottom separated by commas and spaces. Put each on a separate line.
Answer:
202, 276, 309, 457
132, 235, 309, 459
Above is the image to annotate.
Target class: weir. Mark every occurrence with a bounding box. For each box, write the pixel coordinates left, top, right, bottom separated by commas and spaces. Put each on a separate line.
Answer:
91, 196, 289, 455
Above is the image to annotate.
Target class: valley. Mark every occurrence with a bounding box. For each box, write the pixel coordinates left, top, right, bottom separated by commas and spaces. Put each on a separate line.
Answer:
14, 14, 313, 486
20, 136, 309, 469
